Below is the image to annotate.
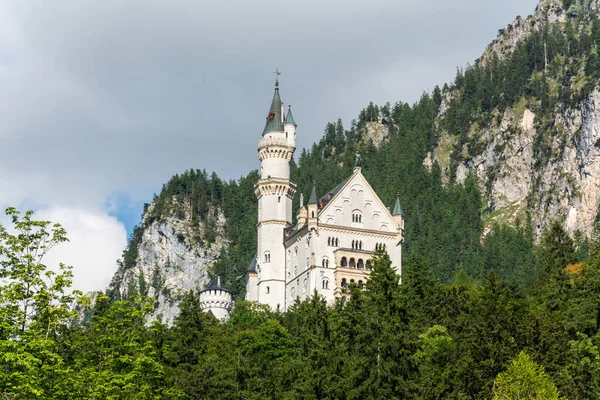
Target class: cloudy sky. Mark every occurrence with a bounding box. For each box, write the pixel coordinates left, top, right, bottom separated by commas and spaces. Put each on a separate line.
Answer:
0, 0, 540, 293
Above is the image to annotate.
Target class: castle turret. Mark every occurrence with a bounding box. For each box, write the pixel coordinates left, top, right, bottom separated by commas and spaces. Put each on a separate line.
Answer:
392, 195, 405, 234
199, 277, 233, 322
252, 76, 297, 310
284, 105, 297, 147
392, 195, 405, 276
307, 183, 319, 232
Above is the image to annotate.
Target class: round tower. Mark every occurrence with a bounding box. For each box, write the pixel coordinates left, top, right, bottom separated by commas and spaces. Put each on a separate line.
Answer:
199, 276, 233, 322
252, 76, 297, 310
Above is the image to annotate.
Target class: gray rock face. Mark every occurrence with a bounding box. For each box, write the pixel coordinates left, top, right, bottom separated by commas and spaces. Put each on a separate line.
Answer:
428, 0, 600, 239
108, 204, 226, 325
445, 89, 600, 239
481, 0, 600, 65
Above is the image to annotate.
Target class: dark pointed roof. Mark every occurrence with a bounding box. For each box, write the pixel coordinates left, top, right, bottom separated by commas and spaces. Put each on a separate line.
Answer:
319, 177, 351, 206
284, 105, 296, 126
308, 183, 318, 204
263, 81, 284, 134
392, 196, 404, 216
200, 277, 231, 294
247, 255, 257, 273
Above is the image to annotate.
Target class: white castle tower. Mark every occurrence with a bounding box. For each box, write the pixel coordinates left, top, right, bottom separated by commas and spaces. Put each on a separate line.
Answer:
246, 74, 297, 310
199, 276, 233, 322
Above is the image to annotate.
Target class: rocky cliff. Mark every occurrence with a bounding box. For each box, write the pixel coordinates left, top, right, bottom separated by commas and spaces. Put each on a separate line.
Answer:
108, 202, 227, 325
427, 0, 600, 239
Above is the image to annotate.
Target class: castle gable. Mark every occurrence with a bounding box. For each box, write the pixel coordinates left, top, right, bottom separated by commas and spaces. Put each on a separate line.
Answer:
318, 168, 398, 232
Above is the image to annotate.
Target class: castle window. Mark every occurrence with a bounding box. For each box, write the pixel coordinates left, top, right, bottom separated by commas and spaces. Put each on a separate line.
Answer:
278, 196, 281, 203
341, 257, 348, 268
328, 237, 331, 246
349, 258, 356, 269
322, 279, 329, 289
358, 280, 364, 288
352, 211, 363, 224
322, 258, 330, 268
312, 211, 315, 218
366, 260, 373, 270
264, 252, 271, 263
341, 278, 347, 288
335, 238, 339, 246
266, 286, 270, 294
358, 259, 365, 269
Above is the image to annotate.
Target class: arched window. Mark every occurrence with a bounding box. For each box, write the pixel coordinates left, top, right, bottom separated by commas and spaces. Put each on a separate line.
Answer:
312, 211, 315, 218
264, 252, 271, 263
358, 259, 365, 269
366, 260, 373, 270
352, 211, 363, 224
278, 196, 281, 203
349, 258, 356, 269
351, 240, 355, 249
341, 278, 347, 288
336, 238, 339, 246
328, 237, 331, 246
341, 257, 348, 268
322, 258, 330, 268
266, 286, 270, 294
358, 280, 364, 288
322, 279, 329, 289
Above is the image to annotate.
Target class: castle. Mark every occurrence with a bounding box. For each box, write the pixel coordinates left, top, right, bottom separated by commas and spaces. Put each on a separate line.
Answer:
201, 77, 405, 318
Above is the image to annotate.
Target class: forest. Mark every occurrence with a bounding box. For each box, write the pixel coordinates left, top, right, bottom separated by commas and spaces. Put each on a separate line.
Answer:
2, 5, 600, 400
0, 207, 599, 398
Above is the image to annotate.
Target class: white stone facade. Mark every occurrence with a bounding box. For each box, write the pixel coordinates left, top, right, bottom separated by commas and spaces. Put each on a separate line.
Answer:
246, 81, 405, 311
284, 168, 404, 307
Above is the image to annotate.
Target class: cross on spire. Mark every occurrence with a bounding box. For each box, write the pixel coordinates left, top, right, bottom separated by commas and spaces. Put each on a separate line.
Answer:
273, 68, 282, 88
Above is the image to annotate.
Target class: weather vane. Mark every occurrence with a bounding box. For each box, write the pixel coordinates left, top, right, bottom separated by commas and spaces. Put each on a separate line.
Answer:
273, 68, 282, 87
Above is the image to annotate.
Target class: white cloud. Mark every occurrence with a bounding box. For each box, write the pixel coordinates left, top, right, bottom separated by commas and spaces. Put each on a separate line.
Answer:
34, 207, 127, 294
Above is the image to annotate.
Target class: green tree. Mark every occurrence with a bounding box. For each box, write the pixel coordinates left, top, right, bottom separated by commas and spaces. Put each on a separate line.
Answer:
414, 325, 456, 399
493, 351, 561, 400
0, 207, 81, 399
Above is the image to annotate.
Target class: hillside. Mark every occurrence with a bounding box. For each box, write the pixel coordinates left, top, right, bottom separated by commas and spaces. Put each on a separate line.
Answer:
430, 0, 600, 238
109, 0, 600, 312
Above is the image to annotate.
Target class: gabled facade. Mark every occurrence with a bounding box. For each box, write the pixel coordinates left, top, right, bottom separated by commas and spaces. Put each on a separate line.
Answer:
246, 79, 405, 311
283, 167, 404, 306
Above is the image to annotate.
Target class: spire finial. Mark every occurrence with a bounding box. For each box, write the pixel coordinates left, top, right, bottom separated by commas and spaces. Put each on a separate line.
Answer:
355, 152, 362, 168
273, 68, 282, 88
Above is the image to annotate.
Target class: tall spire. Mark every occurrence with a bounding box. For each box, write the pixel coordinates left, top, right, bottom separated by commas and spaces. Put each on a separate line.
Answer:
392, 194, 404, 216
263, 72, 284, 134
284, 105, 297, 126
308, 182, 318, 204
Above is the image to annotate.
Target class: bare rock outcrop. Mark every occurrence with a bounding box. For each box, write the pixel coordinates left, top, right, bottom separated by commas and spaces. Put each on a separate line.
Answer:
108, 204, 226, 325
